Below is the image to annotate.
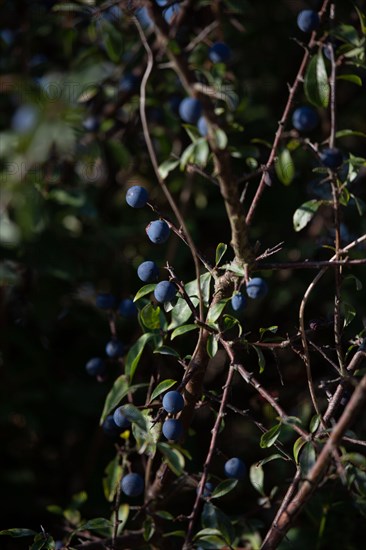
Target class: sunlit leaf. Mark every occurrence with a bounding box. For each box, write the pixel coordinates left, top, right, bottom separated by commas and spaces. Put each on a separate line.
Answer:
134, 284, 156, 302
304, 51, 330, 107
293, 200, 323, 232
171, 324, 198, 340
103, 455, 122, 503
215, 243, 228, 266
275, 148, 294, 185
210, 479, 238, 499
125, 333, 155, 380
158, 443, 185, 476
260, 424, 281, 448
249, 464, 264, 495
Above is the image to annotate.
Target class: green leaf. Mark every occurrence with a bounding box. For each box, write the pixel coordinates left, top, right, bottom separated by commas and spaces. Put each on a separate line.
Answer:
337, 74, 363, 86
221, 315, 242, 336
299, 442, 316, 475
293, 200, 323, 232
71, 491, 87, 509
153, 346, 180, 358
194, 527, 226, 540
207, 334, 218, 358
79, 518, 113, 532
249, 464, 264, 495
195, 138, 210, 167
354, 5, 366, 35
332, 23, 362, 45
158, 442, 185, 476
116, 504, 129, 536
210, 479, 238, 499
171, 323, 198, 340
212, 127, 228, 149
180, 142, 197, 169
134, 284, 156, 302
257, 453, 286, 467
293, 437, 306, 464
99, 375, 129, 425
304, 51, 330, 108
184, 272, 212, 305
260, 424, 281, 448
158, 157, 180, 179
155, 510, 175, 520
103, 455, 122, 503
139, 303, 165, 331
48, 189, 85, 207
150, 379, 177, 403
143, 516, 155, 542
120, 404, 148, 431
259, 325, 278, 338
220, 262, 245, 276
309, 414, 321, 433
275, 148, 294, 185
30, 533, 55, 550
162, 530, 186, 538
336, 129, 366, 139
169, 297, 198, 329
253, 345, 266, 373
341, 302, 356, 328
215, 243, 228, 266
0, 529, 37, 538
207, 299, 229, 324
132, 409, 160, 457
125, 333, 155, 381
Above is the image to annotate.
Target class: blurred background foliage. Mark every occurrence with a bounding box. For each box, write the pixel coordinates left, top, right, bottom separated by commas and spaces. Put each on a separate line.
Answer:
1, 0, 366, 548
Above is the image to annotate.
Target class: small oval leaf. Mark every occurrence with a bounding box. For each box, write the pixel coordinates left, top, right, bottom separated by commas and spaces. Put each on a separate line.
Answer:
304, 51, 330, 108
275, 148, 294, 185
171, 324, 198, 340
293, 200, 323, 232
260, 424, 281, 449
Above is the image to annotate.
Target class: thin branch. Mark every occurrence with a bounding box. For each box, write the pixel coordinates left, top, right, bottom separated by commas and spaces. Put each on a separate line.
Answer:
322, 346, 366, 425
298, 234, 366, 426
261, 372, 366, 549
256, 259, 366, 270
184, 366, 235, 548
245, 0, 331, 225
133, 16, 205, 322
219, 339, 310, 441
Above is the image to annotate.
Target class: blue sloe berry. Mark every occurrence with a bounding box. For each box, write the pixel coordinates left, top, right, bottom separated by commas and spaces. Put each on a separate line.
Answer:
292, 106, 319, 132
319, 148, 343, 169
179, 97, 202, 124
146, 220, 170, 244
121, 473, 144, 497
85, 357, 106, 376
231, 292, 247, 312
126, 186, 149, 208
297, 10, 320, 33
105, 339, 124, 358
162, 391, 184, 414
113, 407, 131, 430
154, 281, 176, 303
246, 277, 268, 299
118, 298, 137, 318
137, 260, 159, 283
96, 293, 116, 309
209, 42, 231, 63
162, 418, 183, 441
224, 457, 246, 480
